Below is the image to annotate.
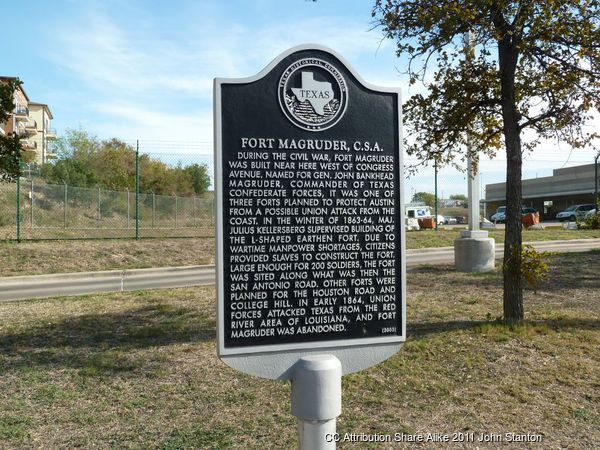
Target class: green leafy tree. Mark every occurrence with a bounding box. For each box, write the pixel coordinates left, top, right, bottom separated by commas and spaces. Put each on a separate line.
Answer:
411, 191, 436, 207
0, 78, 23, 182
450, 193, 468, 207
373, 0, 600, 324
450, 194, 467, 202
94, 138, 136, 191
185, 163, 212, 196
40, 129, 101, 187
41, 128, 211, 197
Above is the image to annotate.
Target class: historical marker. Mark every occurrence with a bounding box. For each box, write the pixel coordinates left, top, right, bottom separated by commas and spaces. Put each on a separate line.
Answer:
215, 45, 405, 380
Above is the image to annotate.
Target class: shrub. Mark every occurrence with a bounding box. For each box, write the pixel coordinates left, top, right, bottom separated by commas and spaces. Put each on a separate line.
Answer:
520, 245, 552, 291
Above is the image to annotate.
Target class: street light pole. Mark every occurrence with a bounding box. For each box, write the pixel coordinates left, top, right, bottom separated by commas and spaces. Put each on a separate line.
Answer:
434, 160, 438, 230
595, 151, 599, 206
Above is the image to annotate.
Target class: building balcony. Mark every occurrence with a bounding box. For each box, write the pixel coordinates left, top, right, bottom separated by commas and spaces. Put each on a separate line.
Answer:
19, 120, 38, 136
15, 127, 28, 137
45, 128, 57, 139
21, 140, 37, 151
14, 106, 29, 121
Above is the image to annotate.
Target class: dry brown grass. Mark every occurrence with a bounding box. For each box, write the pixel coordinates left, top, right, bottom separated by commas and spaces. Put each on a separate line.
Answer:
2, 230, 599, 277
0, 238, 215, 277
0, 251, 598, 449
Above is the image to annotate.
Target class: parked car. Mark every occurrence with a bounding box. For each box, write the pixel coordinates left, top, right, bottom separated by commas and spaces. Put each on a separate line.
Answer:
437, 215, 447, 225
490, 206, 506, 223
584, 208, 597, 219
556, 204, 596, 222
491, 206, 538, 223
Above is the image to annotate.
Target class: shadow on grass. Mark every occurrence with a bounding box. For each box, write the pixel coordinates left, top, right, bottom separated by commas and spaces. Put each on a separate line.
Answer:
410, 252, 600, 292
408, 320, 489, 338
408, 317, 600, 339
408, 265, 503, 288
0, 303, 215, 373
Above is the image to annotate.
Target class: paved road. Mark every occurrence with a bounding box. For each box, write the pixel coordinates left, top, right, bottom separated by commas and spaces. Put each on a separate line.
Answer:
0, 266, 215, 302
1, 239, 598, 302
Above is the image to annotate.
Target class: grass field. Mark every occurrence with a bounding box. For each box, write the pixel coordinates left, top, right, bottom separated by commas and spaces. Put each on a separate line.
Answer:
1, 228, 599, 277
0, 251, 598, 449
405, 227, 600, 249
0, 239, 215, 277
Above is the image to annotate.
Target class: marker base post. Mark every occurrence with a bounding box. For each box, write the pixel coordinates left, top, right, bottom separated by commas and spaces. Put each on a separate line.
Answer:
291, 355, 342, 450
454, 230, 495, 272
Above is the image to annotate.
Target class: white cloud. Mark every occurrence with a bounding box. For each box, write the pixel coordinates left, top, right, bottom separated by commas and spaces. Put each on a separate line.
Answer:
92, 102, 214, 148
46, 6, 407, 145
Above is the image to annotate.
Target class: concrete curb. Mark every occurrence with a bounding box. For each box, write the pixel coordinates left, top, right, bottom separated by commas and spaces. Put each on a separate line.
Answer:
0, 265, 215, 302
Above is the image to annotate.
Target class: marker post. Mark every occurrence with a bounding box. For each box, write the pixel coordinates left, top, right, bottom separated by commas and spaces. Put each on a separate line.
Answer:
292, 355, 342, 450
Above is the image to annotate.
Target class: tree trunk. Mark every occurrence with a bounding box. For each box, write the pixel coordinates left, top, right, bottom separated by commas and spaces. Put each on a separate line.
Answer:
498, 38, 524, 325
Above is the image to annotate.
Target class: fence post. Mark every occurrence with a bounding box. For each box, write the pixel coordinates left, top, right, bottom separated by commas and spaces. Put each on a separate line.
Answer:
16, 165, 21, 242
135, 140, 140, 240
152, 191, 155, 229
193, 196, 197, 228
30, 177, 34, 228
97, 186, 101, 227
64, 182, 68, 228
175, 195, 178, 228
126, 188, 130, 229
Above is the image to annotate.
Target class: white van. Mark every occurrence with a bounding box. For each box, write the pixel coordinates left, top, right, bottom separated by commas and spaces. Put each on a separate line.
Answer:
405, 205, 432, 219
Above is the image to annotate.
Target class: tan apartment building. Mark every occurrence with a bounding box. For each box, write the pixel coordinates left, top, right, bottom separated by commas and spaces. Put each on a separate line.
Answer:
28, 102, 56, 163
1, 76, 56, 164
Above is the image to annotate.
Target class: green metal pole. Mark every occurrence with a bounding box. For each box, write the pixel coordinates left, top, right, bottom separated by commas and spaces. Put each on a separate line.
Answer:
193, 196, 197, 228
434, 160, 438, 230
136, 140, 140, 240
175, 195, 178, 228
30, 177, 34, 228
152, 191, 155, 228
64, 182, 68, 228
97, 186, 101, 227
595, 152, 599, 206
127, 188, 130, 229
16, 166, 21, 242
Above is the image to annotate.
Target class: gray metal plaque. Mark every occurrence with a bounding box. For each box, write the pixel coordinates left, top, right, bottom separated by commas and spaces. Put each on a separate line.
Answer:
214, 44, 405, 379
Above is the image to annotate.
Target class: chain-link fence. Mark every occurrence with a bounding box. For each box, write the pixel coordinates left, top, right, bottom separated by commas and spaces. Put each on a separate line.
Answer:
0, 182, 17, 240
9, 180, 214, 240
1, 139, 215, 240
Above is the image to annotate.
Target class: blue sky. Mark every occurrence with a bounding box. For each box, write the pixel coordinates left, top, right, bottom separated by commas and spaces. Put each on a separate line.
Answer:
5, 0, 403, 145
3, 0, 598, 196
